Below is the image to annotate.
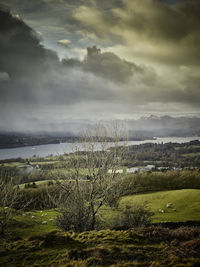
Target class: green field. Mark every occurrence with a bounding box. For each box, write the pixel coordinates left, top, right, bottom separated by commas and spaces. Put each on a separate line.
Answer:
120, 189, 200, 222
7, 209, 58, 239
5, 189, 200, 240
1, 189, 200, 266
181, 152, 200, 157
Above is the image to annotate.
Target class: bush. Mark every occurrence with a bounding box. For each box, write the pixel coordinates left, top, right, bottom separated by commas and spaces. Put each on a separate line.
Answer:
47, 180, 54, 186
112, 203, 154, 229
56, 203, 93, 232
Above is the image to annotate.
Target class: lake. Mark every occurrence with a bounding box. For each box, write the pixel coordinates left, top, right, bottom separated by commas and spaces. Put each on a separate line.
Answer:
0, 136, 199, 160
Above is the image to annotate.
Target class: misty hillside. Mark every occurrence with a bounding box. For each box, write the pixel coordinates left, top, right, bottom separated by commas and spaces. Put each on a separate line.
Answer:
126, 115, 200, 138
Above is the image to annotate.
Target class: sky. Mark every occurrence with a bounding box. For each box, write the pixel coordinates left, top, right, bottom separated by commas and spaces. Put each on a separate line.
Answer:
0, 0, 200, 132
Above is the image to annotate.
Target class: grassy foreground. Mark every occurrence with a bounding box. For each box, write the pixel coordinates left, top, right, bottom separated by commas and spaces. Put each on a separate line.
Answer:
1, 189, 200, 266
1, 227, 200, 266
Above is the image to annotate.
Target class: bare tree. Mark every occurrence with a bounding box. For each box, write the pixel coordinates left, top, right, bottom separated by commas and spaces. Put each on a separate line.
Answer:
0, 168, 34, 237
55, 123, 128, 231
0, 169, 20, 237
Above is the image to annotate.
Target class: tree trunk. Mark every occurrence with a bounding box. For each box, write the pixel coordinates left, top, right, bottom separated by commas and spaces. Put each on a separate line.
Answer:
91, 213, 96, 230
0, 222, 5, 237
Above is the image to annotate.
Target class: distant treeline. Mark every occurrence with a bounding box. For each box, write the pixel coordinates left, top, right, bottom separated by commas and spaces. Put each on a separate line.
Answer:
122, 140, 200, 168
0, 133, 150, 149
117, 170, 200, 197
0, 133, 81, 148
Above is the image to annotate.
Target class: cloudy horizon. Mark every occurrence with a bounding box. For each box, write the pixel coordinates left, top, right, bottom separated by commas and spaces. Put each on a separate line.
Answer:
0, 0, 200, 132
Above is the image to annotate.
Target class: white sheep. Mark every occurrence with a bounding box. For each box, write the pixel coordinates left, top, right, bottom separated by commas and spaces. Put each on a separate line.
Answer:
166, 203, 172, 208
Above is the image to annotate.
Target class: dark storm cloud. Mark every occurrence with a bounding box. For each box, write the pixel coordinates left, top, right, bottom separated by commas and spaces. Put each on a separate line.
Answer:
0, 7, 63, 106
2, 0, 200, 53
3, 0, 199, 66
0, 7, 46, 78
0, 0, 123, 51
0, 2, 199, 131
62, 46, 143, 83
0, 7, 141, 98
0, 7, 131, 109
0, 5, 199, 111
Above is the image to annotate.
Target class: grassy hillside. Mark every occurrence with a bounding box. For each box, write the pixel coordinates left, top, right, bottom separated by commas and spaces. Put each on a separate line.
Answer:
1, 189, 200, 266
5, 189, 200, 240
120, 189, 200, 222
1, 226, 200, 266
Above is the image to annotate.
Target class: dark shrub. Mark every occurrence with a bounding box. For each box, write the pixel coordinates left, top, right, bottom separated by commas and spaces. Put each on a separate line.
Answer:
56, 203, 93, 232
113, 204, 154, 229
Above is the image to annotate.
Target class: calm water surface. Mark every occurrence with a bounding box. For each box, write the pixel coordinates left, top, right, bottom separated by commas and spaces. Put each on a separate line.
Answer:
0, 137, 199, 160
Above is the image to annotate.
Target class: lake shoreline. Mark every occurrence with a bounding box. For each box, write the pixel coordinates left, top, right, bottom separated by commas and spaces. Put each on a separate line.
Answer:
0, 136, 199, 161
0, 137, 156, 150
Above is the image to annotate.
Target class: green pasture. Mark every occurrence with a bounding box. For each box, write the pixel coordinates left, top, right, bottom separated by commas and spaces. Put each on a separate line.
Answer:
7, 188, 199, 239
181, 152, 200, 157
7, 209, 58, 239
120, 189, 200, 222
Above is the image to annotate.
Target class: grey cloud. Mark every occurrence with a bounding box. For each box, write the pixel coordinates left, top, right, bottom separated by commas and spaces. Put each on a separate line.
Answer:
0, 0, 123, 51
72, 0, 200, 66
62, 46, 143, 83
0, 8, 117, 109
0, 5, 199, 132
2, 0, 200, 55
119, 0, 189, 42
0, 72, 10, 82
0, 7, 57, 79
